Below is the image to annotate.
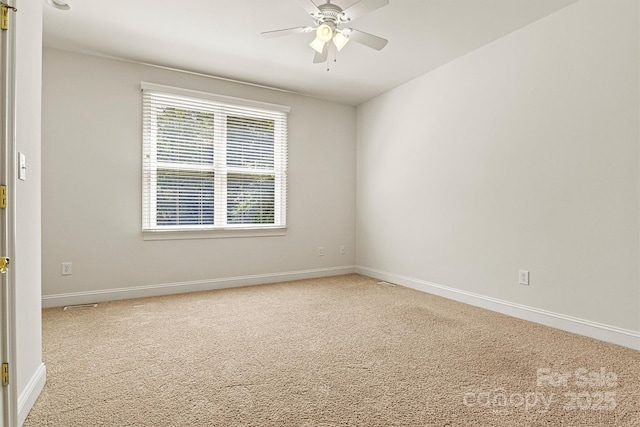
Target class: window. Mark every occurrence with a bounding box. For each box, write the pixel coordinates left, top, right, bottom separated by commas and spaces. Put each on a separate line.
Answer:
142, 83, 289, 235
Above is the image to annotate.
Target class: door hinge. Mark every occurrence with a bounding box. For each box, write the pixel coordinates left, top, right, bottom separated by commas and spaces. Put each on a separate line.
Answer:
0, 257, 9, 274
1, 3, 16, 31
1, 363, 8, 386
0, 185, 6, 208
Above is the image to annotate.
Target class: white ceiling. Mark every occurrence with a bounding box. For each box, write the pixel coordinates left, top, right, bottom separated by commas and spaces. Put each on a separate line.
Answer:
42, 0, 578, 105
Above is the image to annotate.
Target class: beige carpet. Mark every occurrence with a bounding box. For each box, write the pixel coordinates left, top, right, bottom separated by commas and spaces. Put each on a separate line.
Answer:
25, 274, 639, 426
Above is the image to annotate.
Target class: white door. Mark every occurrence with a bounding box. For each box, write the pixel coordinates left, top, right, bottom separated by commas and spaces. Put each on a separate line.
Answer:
0, 1, 18, 425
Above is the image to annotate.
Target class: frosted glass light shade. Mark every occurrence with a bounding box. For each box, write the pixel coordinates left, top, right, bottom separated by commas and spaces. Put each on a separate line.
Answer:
310, 37, 326, 53
316, 24, 333, 43
333, 31, 350, 51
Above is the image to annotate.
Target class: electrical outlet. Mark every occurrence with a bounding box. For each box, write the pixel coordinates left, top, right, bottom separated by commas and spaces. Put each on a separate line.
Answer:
62, 262, 72, 276
317, 247, 324, 257
519, 270, 529, 286
340, 245, 345, 255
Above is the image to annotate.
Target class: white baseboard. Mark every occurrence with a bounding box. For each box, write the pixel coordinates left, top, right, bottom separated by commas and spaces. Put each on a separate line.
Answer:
42, 266, 357, 308
18, 362, 46, 426
356, 266, 640, 351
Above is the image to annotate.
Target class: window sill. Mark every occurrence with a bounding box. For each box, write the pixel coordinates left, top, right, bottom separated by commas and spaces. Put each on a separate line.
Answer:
142, 227, 287, 241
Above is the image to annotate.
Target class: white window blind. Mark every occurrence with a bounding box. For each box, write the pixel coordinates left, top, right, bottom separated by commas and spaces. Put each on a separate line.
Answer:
142, 83, 289, 232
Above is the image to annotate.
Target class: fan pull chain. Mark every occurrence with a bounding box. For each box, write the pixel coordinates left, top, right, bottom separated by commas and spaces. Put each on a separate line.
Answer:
327, 49, 338, 71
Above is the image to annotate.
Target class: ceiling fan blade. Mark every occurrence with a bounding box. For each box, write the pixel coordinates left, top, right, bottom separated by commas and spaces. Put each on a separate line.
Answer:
313, 44, 329, 63
347, 28, 388, 50
341, 0, 389, 22
297, 0, 321, 16
261, 26, 313, 38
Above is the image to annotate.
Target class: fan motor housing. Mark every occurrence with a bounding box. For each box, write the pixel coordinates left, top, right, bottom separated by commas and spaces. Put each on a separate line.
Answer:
316, 3, 349, 24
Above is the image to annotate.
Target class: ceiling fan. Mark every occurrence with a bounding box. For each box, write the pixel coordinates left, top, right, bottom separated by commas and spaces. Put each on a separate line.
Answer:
261, 0, 389, 65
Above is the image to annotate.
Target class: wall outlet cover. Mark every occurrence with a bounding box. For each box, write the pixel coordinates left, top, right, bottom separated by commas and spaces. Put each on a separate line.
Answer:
62, 262, 72, 276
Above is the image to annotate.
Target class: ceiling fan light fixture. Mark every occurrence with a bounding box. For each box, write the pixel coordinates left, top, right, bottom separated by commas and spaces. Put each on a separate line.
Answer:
262, 0, 390, 64
316, 23, 333, 43
309, 37, 326, 54
333, 31, 350, 51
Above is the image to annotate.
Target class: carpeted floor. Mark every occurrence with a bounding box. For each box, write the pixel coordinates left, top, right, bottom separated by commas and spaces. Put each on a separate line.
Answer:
25, 274, 639, 426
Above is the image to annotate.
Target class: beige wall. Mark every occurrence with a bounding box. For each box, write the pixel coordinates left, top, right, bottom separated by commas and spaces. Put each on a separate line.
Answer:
357, 0, 639, 334
41, 49, 356, 302
16, 0, 44, 423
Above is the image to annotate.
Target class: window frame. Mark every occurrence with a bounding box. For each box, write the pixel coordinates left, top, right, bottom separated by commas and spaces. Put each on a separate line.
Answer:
141, 82, 289, 240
